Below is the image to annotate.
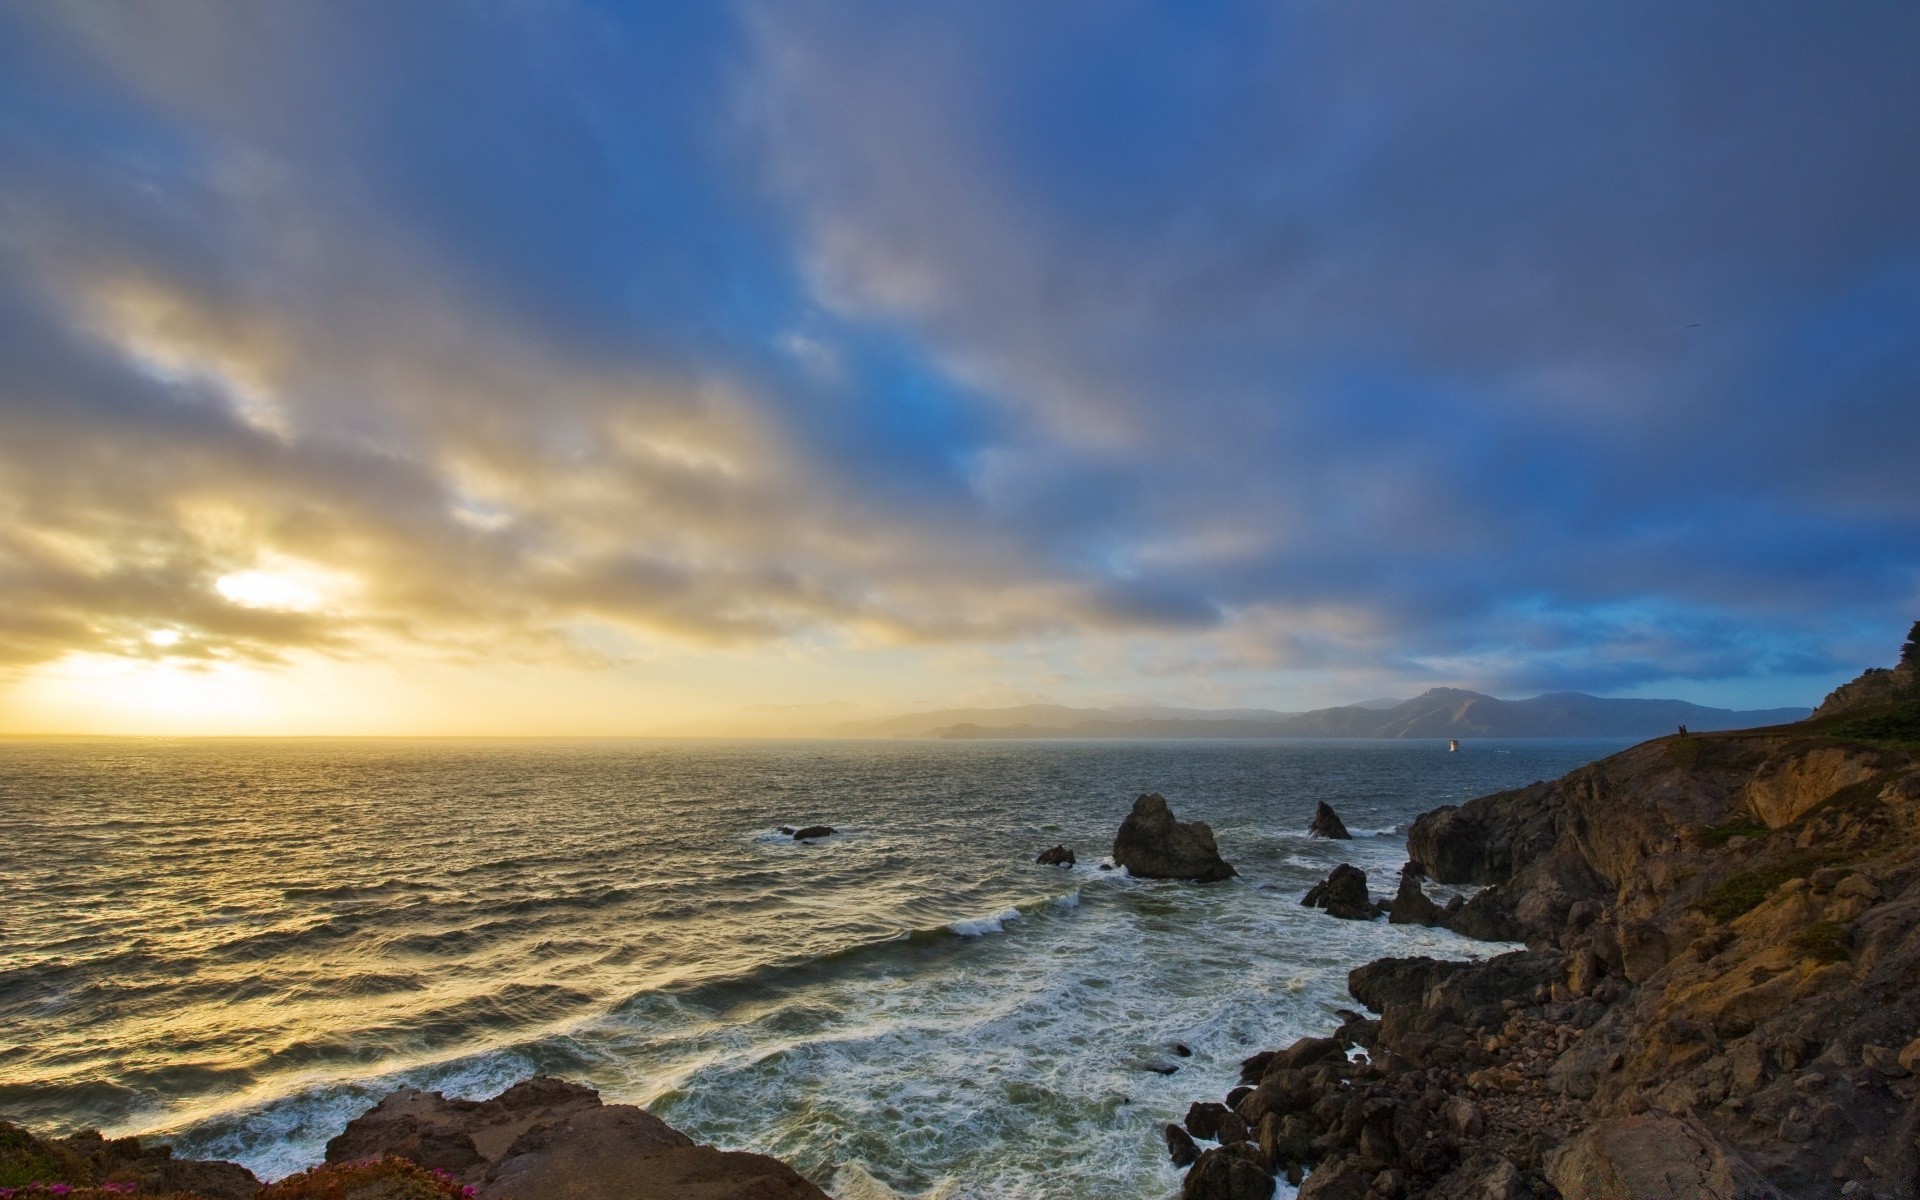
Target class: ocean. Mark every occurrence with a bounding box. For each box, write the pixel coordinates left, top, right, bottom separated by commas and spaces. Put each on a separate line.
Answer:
0, 737, 1627, 1198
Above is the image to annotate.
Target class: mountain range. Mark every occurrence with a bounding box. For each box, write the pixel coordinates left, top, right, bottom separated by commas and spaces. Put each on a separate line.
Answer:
819, 688, 1810, 740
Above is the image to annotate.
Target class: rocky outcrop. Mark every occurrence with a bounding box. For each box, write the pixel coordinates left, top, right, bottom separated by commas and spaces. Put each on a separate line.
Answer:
1113, 793, 1236, 881
1173, 624, 1920, 1200
1810, 623, 1919, 718
1544, 1114, 1783, 1199
0, 1121, 260, 1199
1386, 865, 1446, 927
327, 1077, 829, 1200
1302, 863, 1382, 920
1309, 801, 1353, 839
1036, 844, 1076, 866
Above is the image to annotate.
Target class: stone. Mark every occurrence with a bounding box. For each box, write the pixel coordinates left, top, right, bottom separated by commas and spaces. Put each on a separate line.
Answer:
1386, 869, 1444, 926
481, 1105, 829, 1200
1035, 844, 1076, 867
1544, 1114, 1785, 1199
1861, 1044, 1907, 1077
1166, 1123, 1200, 1167
326, 1078, 829, 1200
1302, 863, 1379, 920
1186, 1101, 1233, 1140
792, 825, 835, 840
1112, 793, 1236, 881
1898, 1037, 1920, 1075
1181, 1141, 1274, 1200
1309, 801, 1353, 839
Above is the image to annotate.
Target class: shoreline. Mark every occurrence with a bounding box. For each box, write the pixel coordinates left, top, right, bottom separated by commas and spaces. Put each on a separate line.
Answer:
1171, 651, 1920, 1198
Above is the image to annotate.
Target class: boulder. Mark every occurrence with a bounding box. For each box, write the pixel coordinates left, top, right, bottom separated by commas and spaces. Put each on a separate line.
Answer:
1113, 794, 1236, 881
1036, 844, 1076, 867
1301, 863, 1380, 920
327, 1078, 830, 1200
1166, 1123, 1201, 1167
327, 1078, 602, 1181
792, 825, 835, 840
1182, 1141, 1274, 1200
1386, 868, 1445, 927
1308, 801, 1352, 840
1544, 1115, 1784, 1199
482, 1106, 827, 1200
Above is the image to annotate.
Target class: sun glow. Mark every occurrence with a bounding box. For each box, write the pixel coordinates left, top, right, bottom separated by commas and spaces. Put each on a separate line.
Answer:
16, 654, 278, 731
214, 564, 347, 612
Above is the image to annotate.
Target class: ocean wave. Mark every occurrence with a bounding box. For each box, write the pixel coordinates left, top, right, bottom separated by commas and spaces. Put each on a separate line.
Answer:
947, 907, 1022, 937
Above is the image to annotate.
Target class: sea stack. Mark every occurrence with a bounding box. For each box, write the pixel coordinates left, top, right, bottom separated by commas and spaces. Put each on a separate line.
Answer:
1301, 863, 1380, 920
1307, 801, 1352, 839
1112, 793, 1236, 882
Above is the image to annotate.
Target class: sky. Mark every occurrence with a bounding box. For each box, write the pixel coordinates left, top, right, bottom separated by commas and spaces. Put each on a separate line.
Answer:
0, 1, 1916, 735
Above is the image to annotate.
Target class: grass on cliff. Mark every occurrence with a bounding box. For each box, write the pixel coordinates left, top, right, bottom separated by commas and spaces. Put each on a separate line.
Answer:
1805, 698, 1920, 749
1790, 921, 1852, 965
1697, 851, 1841, 921
1697, 816, 1768, 848
1668, 736, 1702, 771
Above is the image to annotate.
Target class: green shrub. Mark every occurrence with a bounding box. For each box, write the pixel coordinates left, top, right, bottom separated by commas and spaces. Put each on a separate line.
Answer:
1696, 852, 1829, 921
1790, 921, 1851, 964
1814, 699, 1920, 747
0, 1124, 86, 1189
1697, 816, 1767, 848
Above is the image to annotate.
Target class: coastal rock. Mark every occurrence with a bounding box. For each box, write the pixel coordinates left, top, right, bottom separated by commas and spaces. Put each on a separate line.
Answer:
1166, 1122, 1200, 1166
0, 1122, 261, 1200
1112, 793, 1235, 881
1544, 1115, 1783, 1199
1182, 1141, 1274, 1200
1308, 801, 1352, 840
1036, 843, 1076, 867
483, 1105, 825, 1200
792, 825, 835, 840
1301, 863, 1380, 920
327, 1077, 602, 1180
1386, 867, 1444, 926
328, 1078, 829, 1200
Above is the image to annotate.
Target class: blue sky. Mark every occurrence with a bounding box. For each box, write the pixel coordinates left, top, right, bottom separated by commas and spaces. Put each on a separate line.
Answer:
0, 1, 1915, 731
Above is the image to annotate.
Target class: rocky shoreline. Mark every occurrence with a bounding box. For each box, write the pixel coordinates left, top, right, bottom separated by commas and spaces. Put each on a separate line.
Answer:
1171, 625, 1920, 1199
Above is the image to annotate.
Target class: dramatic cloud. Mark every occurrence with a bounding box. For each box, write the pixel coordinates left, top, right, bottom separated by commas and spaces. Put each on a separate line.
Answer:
0, 0, 1914, 728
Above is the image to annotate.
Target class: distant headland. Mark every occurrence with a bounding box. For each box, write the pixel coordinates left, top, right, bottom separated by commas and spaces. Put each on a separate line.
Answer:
816, 689, 1810, 741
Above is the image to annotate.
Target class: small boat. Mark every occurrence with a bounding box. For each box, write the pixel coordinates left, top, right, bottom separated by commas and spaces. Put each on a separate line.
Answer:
1448, 738, 1459, 752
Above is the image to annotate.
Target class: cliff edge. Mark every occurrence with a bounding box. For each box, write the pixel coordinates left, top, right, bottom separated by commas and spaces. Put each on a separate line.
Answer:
1174, 622, 1920, 1199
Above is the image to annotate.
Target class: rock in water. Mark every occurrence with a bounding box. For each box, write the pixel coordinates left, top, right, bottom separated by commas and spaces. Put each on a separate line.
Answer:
1165, 1123, 1200, 1167
1301, 863, 1380, 920
1386, 865, 1445, 926
1036, 843, 1076, 867
1181, 1142, 1274, 1199
1307, 801, 1352, 839
791, 825, 834, 840
1112, 793, 1236, 881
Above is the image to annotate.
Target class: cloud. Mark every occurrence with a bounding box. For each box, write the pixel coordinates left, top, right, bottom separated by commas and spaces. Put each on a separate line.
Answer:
0, 0, 1914, 716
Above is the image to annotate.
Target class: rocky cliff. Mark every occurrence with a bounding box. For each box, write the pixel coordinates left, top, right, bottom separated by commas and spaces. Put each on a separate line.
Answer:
1172, 629, 1920, 1199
